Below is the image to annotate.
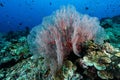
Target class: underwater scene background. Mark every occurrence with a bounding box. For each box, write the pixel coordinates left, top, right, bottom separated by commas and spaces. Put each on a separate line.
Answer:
0, 0, 120, 32
0, 0, 120, 80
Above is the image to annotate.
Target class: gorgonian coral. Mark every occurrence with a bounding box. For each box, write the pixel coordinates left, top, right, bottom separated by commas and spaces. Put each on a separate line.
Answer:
27, 5, 105, 75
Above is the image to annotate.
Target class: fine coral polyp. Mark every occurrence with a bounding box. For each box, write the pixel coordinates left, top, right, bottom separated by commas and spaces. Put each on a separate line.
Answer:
27, 5, 105, 74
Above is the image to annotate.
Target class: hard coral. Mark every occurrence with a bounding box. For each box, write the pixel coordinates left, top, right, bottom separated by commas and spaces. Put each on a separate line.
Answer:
27, 5, 105, 75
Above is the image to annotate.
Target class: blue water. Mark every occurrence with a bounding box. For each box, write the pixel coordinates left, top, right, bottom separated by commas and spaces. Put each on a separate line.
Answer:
0, 0, 120, 32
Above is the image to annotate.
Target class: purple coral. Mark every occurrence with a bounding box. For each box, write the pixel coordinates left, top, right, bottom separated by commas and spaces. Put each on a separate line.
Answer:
27, 5, 105, 74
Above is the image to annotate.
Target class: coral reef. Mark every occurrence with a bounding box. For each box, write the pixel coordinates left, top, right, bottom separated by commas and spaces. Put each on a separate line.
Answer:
27, 5, 105, 75
1, 40, 120, 80
0, 29, 30, 69
0, 57, 46, 80
0, 57, 82, 80
1, 6, 120, 80
78, 41, 120, 79
100, 16, 120, 48
53, 60, 82, 80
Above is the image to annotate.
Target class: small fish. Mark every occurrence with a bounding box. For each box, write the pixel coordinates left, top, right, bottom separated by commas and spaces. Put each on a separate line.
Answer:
32, 0, 35, 2
6, 14, 9, 17
30, 7, 33, 10
49, 2, 52, 6
85, 7, 89, 10
0, 2, 4, 7
19, 22, 22, 26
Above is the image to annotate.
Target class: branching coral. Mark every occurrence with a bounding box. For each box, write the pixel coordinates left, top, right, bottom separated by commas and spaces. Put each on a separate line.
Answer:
27, 5, 105, 75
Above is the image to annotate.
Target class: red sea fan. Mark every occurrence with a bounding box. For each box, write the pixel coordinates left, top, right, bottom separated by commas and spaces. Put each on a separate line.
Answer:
27, 5, 105, 74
